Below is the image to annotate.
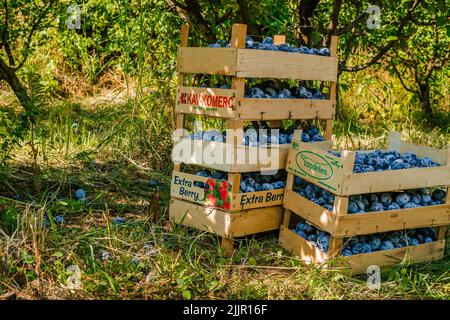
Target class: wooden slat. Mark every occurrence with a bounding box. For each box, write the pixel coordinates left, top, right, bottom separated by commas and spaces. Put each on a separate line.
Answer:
236, 49, 338, 81
231, 24, 247, 49
171, 171, 284, 211
330, 36, 338, 58
346, 240, 445, 275
173, 138, 289, 172
237, 98, 336, 120
231, 144, 289, 172
169, 198, 230, 236
282, 209, 292, 227
173, 114, 185, 172
279, 226, 328, 264
342, 166, 450, 195
221, 237, 235, 257
169, 198, 282, 237
273, 35, 286, 45
325, 35, 338, 140
172, 138, 233, 172
283, 189, 337, 234
337, 204, 450, 237
177, 47, 237, 75
174, 24, 189, 157
325, 119, 333, 141
387, 132, 448, 165
329, 238, 343, 257
170, 171, 208, 204
229, 206, 283, 237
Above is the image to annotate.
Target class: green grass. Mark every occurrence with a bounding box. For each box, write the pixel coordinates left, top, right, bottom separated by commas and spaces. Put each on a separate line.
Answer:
0, 88, 449, 300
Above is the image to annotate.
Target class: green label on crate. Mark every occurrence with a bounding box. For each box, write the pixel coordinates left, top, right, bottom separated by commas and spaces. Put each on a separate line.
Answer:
295, 151, 334, 181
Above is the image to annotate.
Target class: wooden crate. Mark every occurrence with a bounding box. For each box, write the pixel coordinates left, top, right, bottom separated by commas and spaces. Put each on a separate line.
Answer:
169, 198, 283, 255
280, 131, 449, 274
174, 23, 339, 158
278, 224, 446, 275
171, 170, 284, 212
175, 24, 337, 123
283, 130, 450, 236
286, 132, 450, 196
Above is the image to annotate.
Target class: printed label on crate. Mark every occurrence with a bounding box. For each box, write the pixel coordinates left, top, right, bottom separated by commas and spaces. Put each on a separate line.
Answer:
172, 174, 232, 210
287, 148, 343, 192
176, 87, 236, 117
238, 190, 284, 207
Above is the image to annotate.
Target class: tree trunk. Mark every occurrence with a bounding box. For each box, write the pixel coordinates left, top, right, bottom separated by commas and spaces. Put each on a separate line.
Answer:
0, 57, 34, 120
298, 0, 321, 46
418, 84, 433, 117
236, 0, 261, 37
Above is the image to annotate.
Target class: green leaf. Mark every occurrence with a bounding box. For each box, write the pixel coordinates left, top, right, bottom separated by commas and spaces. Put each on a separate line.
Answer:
182, 290, 191, 300
21, 251, 34, 264
436, 15, 446, 27
386, 36, 398, 41
52, 251, 64, 258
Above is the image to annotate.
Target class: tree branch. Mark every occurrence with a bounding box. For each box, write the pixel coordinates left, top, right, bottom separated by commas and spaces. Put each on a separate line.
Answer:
2, 0, 16, 67
340, 0, 422, 72
14, 1, 55, 71
391, 63, 417, 94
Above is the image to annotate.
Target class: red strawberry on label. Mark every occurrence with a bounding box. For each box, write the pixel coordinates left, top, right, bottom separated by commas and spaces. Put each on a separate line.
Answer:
219, 188, 229, 203
219, 181, 231, 191
206, 194, 217, 207
206, 178, 216, 189
223, 202, 230, 210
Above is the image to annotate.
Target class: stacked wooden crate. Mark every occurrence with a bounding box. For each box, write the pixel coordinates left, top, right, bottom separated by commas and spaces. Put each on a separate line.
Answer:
279, 131, 450, 274
169, 23, 338, 255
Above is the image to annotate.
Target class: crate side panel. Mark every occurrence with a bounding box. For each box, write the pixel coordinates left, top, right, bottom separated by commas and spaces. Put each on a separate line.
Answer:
169, 198, 230, 236
283, 189, 337, 235
337, 204, 450, 237
346, 240, 445, 275
279, 225, 329, 264
343, 166, 450, 195
237, 98, 336, 120
388, 137, 448, 165
236, 49, 338, 81
177, 47, 236, 75
229, 206, 283, 236
286, 142, 345, 194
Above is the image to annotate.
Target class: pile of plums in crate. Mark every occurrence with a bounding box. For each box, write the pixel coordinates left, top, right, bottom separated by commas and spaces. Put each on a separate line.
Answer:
292, 219, 438, 255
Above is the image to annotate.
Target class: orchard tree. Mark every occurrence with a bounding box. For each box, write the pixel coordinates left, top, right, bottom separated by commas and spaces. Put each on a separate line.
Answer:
388, 2, 449, 117
0, 0, 56, 117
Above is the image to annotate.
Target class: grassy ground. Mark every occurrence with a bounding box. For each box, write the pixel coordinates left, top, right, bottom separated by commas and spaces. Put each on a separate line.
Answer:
0, 86, 449, 300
